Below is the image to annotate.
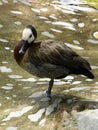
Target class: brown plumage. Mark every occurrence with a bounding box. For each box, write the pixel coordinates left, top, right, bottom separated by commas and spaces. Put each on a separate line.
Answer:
14, 25, 94, 97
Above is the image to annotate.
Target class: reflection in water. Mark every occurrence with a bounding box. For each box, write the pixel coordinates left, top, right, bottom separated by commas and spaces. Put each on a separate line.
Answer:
10, 10, 23, 15
1, 84, 13, 90
50, 28, 62, 33
93, 31, 98, 39
0, 38, 8, 43
41, 31, 55, 38
14, 21, 22, 25
0, 66, 12, 73
8, 75, 23, 79
2, 106, 33, 122
5, 127, 18, 130
52, 21, 76, 30
0, 0, 98, 130
65, 43, 84, 50
87, 39, 98, 44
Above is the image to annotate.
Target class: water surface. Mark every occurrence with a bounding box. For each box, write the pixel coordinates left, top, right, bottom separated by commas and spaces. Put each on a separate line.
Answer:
0, 0, 98, 130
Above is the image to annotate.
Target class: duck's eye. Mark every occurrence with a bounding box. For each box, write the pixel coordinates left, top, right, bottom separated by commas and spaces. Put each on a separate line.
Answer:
29, 34, 32, 38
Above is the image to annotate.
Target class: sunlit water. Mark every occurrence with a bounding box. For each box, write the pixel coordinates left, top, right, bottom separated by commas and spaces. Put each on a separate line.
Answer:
0, 0, 98, 130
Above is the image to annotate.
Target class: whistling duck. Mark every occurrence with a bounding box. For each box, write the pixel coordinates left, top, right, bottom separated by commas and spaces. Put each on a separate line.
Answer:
14, 25, 94, 97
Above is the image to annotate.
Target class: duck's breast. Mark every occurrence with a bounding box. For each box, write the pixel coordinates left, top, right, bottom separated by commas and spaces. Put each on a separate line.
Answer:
24, 61, 69, 78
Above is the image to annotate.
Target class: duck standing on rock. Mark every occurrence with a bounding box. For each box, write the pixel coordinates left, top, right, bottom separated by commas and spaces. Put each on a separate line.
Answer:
14, 25, 94, 97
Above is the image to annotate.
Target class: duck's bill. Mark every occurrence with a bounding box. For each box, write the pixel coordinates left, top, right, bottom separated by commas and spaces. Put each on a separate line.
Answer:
19, 40, 29, 55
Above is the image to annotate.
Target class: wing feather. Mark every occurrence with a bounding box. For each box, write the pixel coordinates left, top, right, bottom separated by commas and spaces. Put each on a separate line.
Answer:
28, 40, 91, 73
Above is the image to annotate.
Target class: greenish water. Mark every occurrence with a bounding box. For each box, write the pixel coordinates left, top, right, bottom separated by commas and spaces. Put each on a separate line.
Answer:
0, 0, 98, 130
85, 0, 98, 8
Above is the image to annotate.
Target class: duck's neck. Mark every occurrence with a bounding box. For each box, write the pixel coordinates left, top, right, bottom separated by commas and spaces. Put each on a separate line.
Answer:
14, 40, 37, 65
14, 42, 24, 65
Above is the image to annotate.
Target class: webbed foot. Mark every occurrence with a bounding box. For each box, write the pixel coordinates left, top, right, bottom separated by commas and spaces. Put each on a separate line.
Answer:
46, 90, 51, 98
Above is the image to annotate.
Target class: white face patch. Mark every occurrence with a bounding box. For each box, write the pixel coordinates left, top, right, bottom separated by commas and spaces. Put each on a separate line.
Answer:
22, 28, 35, 43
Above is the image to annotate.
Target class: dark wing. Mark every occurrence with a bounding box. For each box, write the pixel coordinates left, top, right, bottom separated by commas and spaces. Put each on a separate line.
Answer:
28, 40, 77, 64
28, 40, 94, 79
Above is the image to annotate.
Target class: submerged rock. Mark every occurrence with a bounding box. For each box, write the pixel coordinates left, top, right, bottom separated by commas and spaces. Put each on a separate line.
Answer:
78, 109, 98, 130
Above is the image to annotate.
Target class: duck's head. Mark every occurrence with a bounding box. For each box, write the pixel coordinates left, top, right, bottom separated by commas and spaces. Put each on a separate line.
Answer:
22, 25, 37, 43
19, 25, 37, 55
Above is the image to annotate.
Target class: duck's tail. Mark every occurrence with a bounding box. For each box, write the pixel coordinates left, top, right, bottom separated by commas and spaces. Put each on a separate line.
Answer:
82, 68, 94, 79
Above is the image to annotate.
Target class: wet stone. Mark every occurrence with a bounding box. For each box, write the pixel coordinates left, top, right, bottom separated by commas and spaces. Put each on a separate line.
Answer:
45, 103, 57, 116
28, 108, 45, 122
61, 110, 70, 123
78, 110, 98, 130
2, 106, 33, 122
29, 91, 44, 98
39, 118, 46, 126
39, 97, 51, 102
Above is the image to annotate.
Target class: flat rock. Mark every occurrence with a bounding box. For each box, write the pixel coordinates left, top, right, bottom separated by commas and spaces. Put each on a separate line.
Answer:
78, 109, 98, 130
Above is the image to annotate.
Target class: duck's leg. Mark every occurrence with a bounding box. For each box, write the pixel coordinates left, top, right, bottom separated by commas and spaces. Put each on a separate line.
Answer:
46, 79, 54, 97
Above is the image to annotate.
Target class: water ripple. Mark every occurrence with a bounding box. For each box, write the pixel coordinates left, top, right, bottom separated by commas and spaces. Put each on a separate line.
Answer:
0, 24, 3, 28
49, 14, 57, 20
0, 66, 12, 73
0, 38, 8, 43
39, 118, 46, 126
18, 0, 31, 6
8, 75, 22, 79
10, 10, 23, 15
87, 39, 98, 44
65, 43, 84, 50
14, 21, 22, 25
40, 8, 48, 12
31, 8, 40, 13
6, 127, 17, 130
41, 31, 55, 38
52, 21, 76, 31
1, 86, 13, 90
18, 77, 36, 82
50, 28, 62, 33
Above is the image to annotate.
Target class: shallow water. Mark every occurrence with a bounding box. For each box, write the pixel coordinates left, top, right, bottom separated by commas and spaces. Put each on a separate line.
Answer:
0, 0, 98, 130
